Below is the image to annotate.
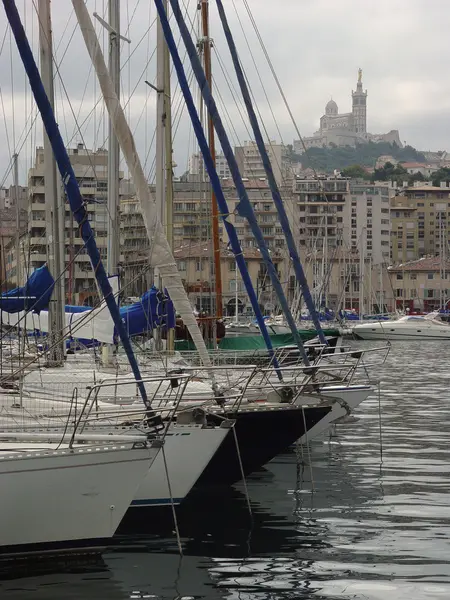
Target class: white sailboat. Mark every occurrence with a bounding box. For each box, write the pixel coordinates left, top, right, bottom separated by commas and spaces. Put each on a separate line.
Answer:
0, 438, 159, 552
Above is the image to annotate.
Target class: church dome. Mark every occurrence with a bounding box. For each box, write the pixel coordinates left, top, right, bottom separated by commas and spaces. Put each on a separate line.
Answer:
325, 99, 338, 115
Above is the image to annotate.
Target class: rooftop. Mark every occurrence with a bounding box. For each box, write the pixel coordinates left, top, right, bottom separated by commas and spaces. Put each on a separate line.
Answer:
174, 241, 282, 260
389, 256, 450, 272
404, 186, 447, 192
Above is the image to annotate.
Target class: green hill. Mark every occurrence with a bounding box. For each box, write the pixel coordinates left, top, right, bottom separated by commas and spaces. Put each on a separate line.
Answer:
291, 141, 426, 172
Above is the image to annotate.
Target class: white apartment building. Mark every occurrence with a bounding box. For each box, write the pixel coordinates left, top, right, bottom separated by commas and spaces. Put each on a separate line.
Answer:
188, 152, 231, 180
293, 177, 391, 265
347, 182, 392, 264
234, 140, 291, 185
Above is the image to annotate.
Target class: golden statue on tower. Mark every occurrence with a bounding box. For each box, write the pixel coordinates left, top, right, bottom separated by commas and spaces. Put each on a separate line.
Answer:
358, 68, 362, 83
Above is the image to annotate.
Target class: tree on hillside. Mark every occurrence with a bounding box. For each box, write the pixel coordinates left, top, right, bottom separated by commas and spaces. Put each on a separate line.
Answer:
432, 168, 450, 187
340, 164, 370, 179
371, 162, 408, 184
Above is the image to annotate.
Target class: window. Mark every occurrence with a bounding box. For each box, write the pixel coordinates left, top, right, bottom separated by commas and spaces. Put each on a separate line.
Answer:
396, 273, 403, 280
196, 260, 202, 271
411, 273, 417, 280
229, 261, 236, 271
427, 289, 434, 298
177, 260, 186, 271
428, 273, 434, 280
396, 289, 403, 297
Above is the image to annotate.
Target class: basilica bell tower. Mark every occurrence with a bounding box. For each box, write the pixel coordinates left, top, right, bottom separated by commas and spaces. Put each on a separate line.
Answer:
352, 68, 367, 134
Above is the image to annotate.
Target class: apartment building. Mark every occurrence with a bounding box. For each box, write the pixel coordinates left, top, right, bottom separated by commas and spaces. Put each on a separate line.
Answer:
390, 193, 418, 264
174, 241, 283, 315
294, 177, 391, 265
388, 257, 450, 311
234, 140, 291, 185
390, 183, 450, 264
26, 144, 122, 303
120, 178, 292, 307
188, 152, 231, 180
303, 250, 393, 313
347, 181, 391, 264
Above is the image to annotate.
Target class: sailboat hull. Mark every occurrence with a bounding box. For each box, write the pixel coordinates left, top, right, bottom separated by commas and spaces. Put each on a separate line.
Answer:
295, 385, 372, 443
131, 424, 231, 507
196, 404, 331, 486
0, 443, 156, 554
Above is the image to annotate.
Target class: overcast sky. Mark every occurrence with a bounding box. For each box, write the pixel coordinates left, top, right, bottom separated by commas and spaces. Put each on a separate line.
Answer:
0, 0, 448, 186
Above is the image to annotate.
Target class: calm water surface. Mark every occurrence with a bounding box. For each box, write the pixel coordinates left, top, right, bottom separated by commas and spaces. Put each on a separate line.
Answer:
2, 341, 450, 599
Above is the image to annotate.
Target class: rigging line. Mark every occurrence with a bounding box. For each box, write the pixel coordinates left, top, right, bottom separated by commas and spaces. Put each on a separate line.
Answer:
121, 17, 157, 70
230, 0, 284, 146
9, 27, 16, 154
155, 0, 281, 373
241, 0, 324, 188
212, 46, 293, 223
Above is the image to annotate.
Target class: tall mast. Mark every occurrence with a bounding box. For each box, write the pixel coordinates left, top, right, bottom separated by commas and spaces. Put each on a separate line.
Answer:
163, 14, 175, 352
200, 0, 222, 319
13, 153, 19, 286
153, 0, 167, 351
38, 0, 64, 364
359, 227, 365, 318
107, 0, 120, 277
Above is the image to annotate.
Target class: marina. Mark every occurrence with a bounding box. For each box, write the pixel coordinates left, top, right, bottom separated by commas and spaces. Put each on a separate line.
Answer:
0, 0, 446, 598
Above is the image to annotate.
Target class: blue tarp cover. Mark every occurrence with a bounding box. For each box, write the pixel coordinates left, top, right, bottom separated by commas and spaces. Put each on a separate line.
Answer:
0, 265, 54, 314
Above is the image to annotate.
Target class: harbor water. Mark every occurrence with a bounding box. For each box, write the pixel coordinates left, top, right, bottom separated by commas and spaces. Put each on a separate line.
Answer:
2, 341, 450, 599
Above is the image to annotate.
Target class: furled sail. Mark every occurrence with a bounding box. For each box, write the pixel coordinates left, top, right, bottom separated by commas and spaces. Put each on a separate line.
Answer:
72, 0, 213, 370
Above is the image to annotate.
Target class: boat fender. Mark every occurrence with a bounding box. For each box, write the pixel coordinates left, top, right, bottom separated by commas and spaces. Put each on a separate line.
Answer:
192, 407, 206, 424
280, 386, 294, 403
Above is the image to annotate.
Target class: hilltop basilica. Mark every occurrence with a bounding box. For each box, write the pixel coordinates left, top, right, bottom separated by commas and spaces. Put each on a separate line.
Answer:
294, 70, 401, 153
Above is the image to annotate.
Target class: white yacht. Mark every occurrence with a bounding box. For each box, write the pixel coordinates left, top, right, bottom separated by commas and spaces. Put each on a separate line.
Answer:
353, 312, 450, 341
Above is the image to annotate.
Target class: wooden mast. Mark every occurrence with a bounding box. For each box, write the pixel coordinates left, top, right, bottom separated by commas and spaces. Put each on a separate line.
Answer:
200, 0, 222, 319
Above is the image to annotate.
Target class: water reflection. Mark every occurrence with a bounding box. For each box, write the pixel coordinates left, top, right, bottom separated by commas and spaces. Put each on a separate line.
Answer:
2, 342, 450, 599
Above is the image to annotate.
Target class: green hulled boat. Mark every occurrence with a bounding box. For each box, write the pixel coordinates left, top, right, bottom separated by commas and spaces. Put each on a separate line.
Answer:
174, 328, 340, 352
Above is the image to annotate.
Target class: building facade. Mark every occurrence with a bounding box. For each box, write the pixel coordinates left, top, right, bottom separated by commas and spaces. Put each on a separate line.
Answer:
26, 144, 121, 303
293, 177, 391, 265
188, 152, 231, 180
390, 183, 450, 264
173, 242, 283, 315
388, 257, 450, 311
234, 140, 291, 184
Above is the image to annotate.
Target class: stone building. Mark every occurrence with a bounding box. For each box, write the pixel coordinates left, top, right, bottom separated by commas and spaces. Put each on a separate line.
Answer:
295, 70, 402, 151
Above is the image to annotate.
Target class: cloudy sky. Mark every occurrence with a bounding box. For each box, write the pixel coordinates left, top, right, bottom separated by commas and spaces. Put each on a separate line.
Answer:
0, 0, 448, 186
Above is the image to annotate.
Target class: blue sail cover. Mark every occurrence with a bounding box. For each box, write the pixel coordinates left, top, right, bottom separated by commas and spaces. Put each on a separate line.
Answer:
0, 265, 54, 314
62, 287, 174, 342
119, 287, 164, 337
